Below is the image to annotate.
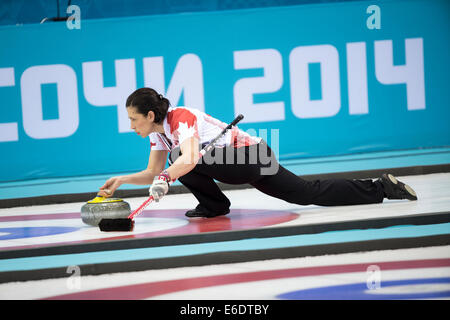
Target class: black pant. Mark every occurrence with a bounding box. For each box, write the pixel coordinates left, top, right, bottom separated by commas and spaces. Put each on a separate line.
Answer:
170, 141, 385, 213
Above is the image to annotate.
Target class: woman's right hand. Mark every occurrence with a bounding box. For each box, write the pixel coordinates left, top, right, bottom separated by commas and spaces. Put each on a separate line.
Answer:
98, 176, 124, 197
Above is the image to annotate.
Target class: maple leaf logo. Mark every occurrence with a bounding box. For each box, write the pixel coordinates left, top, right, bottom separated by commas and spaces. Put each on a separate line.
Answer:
176, 121, 199, 141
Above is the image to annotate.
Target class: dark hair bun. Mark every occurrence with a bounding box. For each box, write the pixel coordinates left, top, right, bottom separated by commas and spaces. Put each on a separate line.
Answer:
126, 88, 170, 123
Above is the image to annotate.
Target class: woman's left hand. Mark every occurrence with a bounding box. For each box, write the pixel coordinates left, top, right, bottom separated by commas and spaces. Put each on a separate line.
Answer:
149, 171, 171, 201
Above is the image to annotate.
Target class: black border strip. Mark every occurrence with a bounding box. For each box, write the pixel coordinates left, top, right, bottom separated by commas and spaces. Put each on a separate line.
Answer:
1, 163, 449, 208
1, 234, 449, 284
1, 211, 449, 260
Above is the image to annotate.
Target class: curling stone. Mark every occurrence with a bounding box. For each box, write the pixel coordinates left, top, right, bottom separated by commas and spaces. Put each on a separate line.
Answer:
81, 197, 131, 227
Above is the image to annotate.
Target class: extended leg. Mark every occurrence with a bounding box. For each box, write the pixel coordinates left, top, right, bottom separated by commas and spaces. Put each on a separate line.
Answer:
251, 165, 385, 206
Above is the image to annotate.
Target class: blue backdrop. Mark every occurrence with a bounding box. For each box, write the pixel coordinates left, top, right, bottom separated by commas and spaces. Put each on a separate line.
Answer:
0, 0, 449, 182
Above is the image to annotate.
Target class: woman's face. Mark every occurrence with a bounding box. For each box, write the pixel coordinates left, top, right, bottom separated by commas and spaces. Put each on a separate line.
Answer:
127, 106, 156, 138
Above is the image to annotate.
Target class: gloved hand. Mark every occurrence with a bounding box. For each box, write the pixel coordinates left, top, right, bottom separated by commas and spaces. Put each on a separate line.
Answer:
149, 170, 171, 202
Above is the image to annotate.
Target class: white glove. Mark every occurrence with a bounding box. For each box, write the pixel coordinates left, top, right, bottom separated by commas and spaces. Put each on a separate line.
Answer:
149, 171, 171, 202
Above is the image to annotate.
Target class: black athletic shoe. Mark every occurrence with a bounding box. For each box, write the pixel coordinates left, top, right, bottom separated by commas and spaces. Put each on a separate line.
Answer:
185, 204, 230, 218
379, 173, 418, 201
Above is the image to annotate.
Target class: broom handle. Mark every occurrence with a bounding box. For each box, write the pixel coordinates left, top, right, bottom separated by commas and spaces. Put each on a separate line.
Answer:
200, 114, 244, 156
127, 114, 244, 220
128, 195, 154, 219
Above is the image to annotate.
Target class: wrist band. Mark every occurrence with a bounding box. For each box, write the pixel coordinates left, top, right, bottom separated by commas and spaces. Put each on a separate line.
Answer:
159, 170, 172, 184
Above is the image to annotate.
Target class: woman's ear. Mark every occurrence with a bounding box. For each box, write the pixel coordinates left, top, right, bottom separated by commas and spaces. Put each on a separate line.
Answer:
147, 110, 156, 122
